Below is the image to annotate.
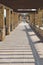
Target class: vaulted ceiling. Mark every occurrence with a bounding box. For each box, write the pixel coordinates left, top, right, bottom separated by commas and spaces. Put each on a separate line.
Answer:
0, 0, 43, 12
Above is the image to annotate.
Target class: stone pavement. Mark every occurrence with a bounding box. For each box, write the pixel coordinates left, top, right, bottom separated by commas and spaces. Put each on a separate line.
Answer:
0, 22, 43, 65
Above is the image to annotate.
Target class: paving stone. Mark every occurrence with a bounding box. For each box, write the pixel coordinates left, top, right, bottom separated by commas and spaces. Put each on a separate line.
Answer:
0, 22, 43, 65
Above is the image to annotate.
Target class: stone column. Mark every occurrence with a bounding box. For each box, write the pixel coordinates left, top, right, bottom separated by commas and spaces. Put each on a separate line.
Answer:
6, 8, 10, 35
30, 13, 35, 27
35, 13, 38, 25
12, 12, 15, 29
0, 5, 5, 41
11, 11, 13, 31
30, 13, 33, 26
16, 13, 19, 26
14, 12, 18, 27
20, 16, 22, 21
38, 9, 43, 27
12, 12, 16, 29
26, 16, 30, 23
26, 16, 28, 21
10, 10, 13, 31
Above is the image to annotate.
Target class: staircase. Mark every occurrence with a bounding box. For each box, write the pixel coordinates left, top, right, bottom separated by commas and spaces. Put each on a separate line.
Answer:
0, 46, 35, 65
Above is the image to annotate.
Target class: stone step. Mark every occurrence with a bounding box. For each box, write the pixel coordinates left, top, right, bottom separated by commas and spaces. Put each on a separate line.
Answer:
0, 46, 31, 50
0, 55, 34, 58
0, 58, 35, 62
0, 47, 31, 50
0, 52, 32, 54
0, 50, 32, 52
0, 63, 35, 65
0, 49, 35, 64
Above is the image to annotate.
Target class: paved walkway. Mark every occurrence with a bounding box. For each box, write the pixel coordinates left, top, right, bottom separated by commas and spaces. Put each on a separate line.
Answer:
0, 22, 43, 65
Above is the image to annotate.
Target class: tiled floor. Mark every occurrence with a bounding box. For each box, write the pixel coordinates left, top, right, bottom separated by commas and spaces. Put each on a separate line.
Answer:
0, 22, 43, 65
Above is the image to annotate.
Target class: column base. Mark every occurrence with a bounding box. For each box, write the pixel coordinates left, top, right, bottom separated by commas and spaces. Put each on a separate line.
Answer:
0, 27, 5, 41
6, 27, 10, 35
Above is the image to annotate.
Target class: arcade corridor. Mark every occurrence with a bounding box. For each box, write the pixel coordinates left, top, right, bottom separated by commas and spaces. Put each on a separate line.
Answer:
0, 22, 43, 65
0, 0, 43, 65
